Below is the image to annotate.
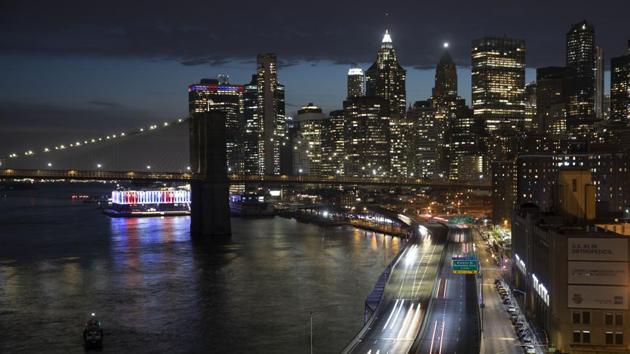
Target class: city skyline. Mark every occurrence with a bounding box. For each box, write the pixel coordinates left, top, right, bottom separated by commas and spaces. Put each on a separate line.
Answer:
1, 1, 628, 154
2, 3, 630, 353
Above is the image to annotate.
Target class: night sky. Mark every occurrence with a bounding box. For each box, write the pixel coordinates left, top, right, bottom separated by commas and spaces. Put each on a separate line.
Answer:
1, 0, 628, 154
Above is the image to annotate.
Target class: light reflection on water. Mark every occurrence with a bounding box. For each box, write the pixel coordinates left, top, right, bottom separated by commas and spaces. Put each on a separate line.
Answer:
0, 186, 401, 353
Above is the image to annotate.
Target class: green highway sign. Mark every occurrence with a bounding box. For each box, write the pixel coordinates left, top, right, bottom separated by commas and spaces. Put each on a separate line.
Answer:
452, 258, 479, 274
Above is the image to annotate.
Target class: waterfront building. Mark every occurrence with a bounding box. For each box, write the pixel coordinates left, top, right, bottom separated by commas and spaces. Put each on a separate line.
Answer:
347, 67, 365, 98
565, 21, 596, 128
343, 96, 390, 177
471, 37, 526, 133
188, 77, 244, 173
610, 41, 630, 123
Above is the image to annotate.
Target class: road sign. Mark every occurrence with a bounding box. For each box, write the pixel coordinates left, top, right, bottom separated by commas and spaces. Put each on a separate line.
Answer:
452, 257, 479, 274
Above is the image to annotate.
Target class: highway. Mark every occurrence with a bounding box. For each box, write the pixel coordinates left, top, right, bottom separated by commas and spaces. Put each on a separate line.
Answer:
413, 226, 481, 354
343, 224, 447, 354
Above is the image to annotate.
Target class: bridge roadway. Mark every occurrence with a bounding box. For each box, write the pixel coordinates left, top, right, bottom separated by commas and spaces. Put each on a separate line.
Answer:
0, 168, 491, 189
343, 224, 447, 354
412, 226, 481, 354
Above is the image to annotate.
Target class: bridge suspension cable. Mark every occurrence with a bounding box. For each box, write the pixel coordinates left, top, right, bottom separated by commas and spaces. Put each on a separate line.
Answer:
2, 117, 190, 161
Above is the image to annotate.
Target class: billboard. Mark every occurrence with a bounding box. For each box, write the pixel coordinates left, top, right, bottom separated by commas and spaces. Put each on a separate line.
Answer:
568, 262, 628, 285
568, 285, 628, 309
568, 238, 628, 262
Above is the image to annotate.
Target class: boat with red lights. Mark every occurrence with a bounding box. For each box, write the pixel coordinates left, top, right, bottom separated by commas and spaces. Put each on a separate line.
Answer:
104, 189, 191, 217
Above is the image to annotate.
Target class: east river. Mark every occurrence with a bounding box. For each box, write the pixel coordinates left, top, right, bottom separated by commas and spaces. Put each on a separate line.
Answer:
0, 183, 401, 353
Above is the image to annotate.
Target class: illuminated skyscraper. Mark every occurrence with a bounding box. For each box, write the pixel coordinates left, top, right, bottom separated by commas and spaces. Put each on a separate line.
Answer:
433, 44, 458, 99
565, 21, 595, 127
449, 105, 485, 182
365, 30, 406, 118
524, 82, 537, 131
364, 30, 406, 177
321, 110, 345, 176
594, 46, 605, 120
610, 41, 630, 122
407, 100, 437, 179
471, 37, 526, 133
256, 53, 286, 175
188, 77, 244, 173
347, 67, 365, 98
536, 67, 567, 151
243, 75, 263, 175
389, 115, 413, 177
432, 45, 459, 177
292, 103, 326, 176
343, 96, 390, 177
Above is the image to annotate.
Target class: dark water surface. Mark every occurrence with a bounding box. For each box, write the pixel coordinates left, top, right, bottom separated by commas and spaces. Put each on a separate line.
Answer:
0, 184, 400, 353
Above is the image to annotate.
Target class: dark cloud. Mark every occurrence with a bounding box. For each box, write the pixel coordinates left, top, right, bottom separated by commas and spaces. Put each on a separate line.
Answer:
1, 0, 628, 69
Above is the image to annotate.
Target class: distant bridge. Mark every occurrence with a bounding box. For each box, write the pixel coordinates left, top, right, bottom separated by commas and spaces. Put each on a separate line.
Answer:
0, 168, 491, 189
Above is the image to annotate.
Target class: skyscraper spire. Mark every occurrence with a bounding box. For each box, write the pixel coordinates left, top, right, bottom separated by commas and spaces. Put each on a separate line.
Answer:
366, 29, 406, 116
382, 29, 392, 44
434, 43, 458, 99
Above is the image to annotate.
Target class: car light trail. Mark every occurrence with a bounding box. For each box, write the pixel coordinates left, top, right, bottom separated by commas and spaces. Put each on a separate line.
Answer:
389, 299, 405, 330
382, 299, 400, 331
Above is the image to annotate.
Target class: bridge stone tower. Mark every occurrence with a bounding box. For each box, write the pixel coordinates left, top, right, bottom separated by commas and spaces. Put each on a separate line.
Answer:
190, 111, 231, 238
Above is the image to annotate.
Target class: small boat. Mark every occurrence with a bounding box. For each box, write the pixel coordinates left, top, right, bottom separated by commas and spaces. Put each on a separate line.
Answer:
83, 313, 103, 349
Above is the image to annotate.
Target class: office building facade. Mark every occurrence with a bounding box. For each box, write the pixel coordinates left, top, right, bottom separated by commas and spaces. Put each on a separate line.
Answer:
365, 30, 406, 118
188, 77, 245, 173
472, 37, 526, 133
566, 21, 596, 127
256, 53, 286, 175
611, 42, 630, 123
347, 67, 365, 98
343, 96, 390, 177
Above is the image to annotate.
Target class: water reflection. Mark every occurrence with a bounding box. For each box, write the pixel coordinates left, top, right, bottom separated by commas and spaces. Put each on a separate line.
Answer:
1, 190, 402, 354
